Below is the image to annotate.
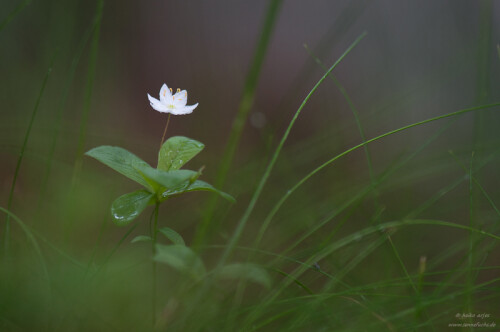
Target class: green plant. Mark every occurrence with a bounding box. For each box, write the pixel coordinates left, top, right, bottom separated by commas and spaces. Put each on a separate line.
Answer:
86, 134, 238, 325
86, 136, 234, 226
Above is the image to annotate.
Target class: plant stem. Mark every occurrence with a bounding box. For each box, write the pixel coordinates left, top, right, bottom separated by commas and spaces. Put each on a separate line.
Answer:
160, 113, 171, 150
151, 203, 159, 326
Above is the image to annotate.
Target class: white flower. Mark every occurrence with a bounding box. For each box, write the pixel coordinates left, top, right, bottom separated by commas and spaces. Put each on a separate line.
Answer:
147, 83, 199, 115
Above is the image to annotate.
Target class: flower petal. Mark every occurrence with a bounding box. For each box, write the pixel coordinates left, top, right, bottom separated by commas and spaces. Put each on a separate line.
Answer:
173, 89, 188, 107
170, 103, 198, 115
148, 94, 169, 113
159, 83, 172, 103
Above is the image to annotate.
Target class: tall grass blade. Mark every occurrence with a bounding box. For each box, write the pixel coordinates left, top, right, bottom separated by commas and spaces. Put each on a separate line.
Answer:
70, 0, 104, 190
282, 122, 491, 259
0, 207, 50, 294
466, 0, 493, 318
304, 45, 381, 222
64, 0, 103, 241
255, 102, 500, 250
276, 0, 370, 116
219, 32, 367, 265
0, 0, 31, 33
243, 219, 500, 328
194, 0, 283, 245
3, 56, 55, 254
37, 14, 98, 212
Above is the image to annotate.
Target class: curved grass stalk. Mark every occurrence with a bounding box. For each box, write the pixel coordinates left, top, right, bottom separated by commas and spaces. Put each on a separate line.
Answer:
275, 0, 370, 122
30, 224, 85, 270
448, 150, 500, 220
70, 0, 104, 191
300, 45, 429, 325
218, 32, 368, 266
283, 234, 395, 331
3, 58, 55, 254
431, 225, 500, 301
91, 221, 139, 278
245, 265, 500, 309
0, 0, 32, 32
37, 12, 99, 213
233, 262, 499, 330
295, 152, 498, 331
254, 102, 500, 252
372, 280, 500, 331
269, 133, 496, 308
242, 219, 500, 328
206, 244, 360, 292
245, 277, 500, 331
194, 0, 283, 245
304, 44, 377, 204
0, 207, 50, 290
303, 119, 459, 255
428, 151, 500, 299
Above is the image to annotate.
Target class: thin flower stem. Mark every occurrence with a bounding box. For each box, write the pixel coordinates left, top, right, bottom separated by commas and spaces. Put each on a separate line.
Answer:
160, 114, 171, 150
151, 203, 159, 326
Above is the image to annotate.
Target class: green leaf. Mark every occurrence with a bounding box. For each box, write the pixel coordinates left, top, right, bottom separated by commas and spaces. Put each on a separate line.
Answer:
215, 263, 271, 288
131, 235, 152, 243
158, 136, 204, 171
159, 180, 235, 202
183, 180, 235, 203
136, 167, 198, 192
111, 190, 154, 226
159, 227, 185, 246
154, 244, 206, 281
86, 146, 155, 191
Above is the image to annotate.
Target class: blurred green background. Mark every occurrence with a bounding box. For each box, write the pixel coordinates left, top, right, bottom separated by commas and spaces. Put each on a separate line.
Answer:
1, 0, 499, 331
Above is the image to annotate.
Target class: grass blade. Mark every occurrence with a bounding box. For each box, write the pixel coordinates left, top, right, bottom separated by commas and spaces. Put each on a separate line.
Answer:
37, 13, 98, 212
0, 207, 50, 292
304, 44, 380, 220
255, 102, 500, 250
242, 219, 500, 328
0, 0, 31, 33
194, 0, 283, 245
219, 32, 367, 265
3, 56, 55, 254
70, 0, 104, 190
